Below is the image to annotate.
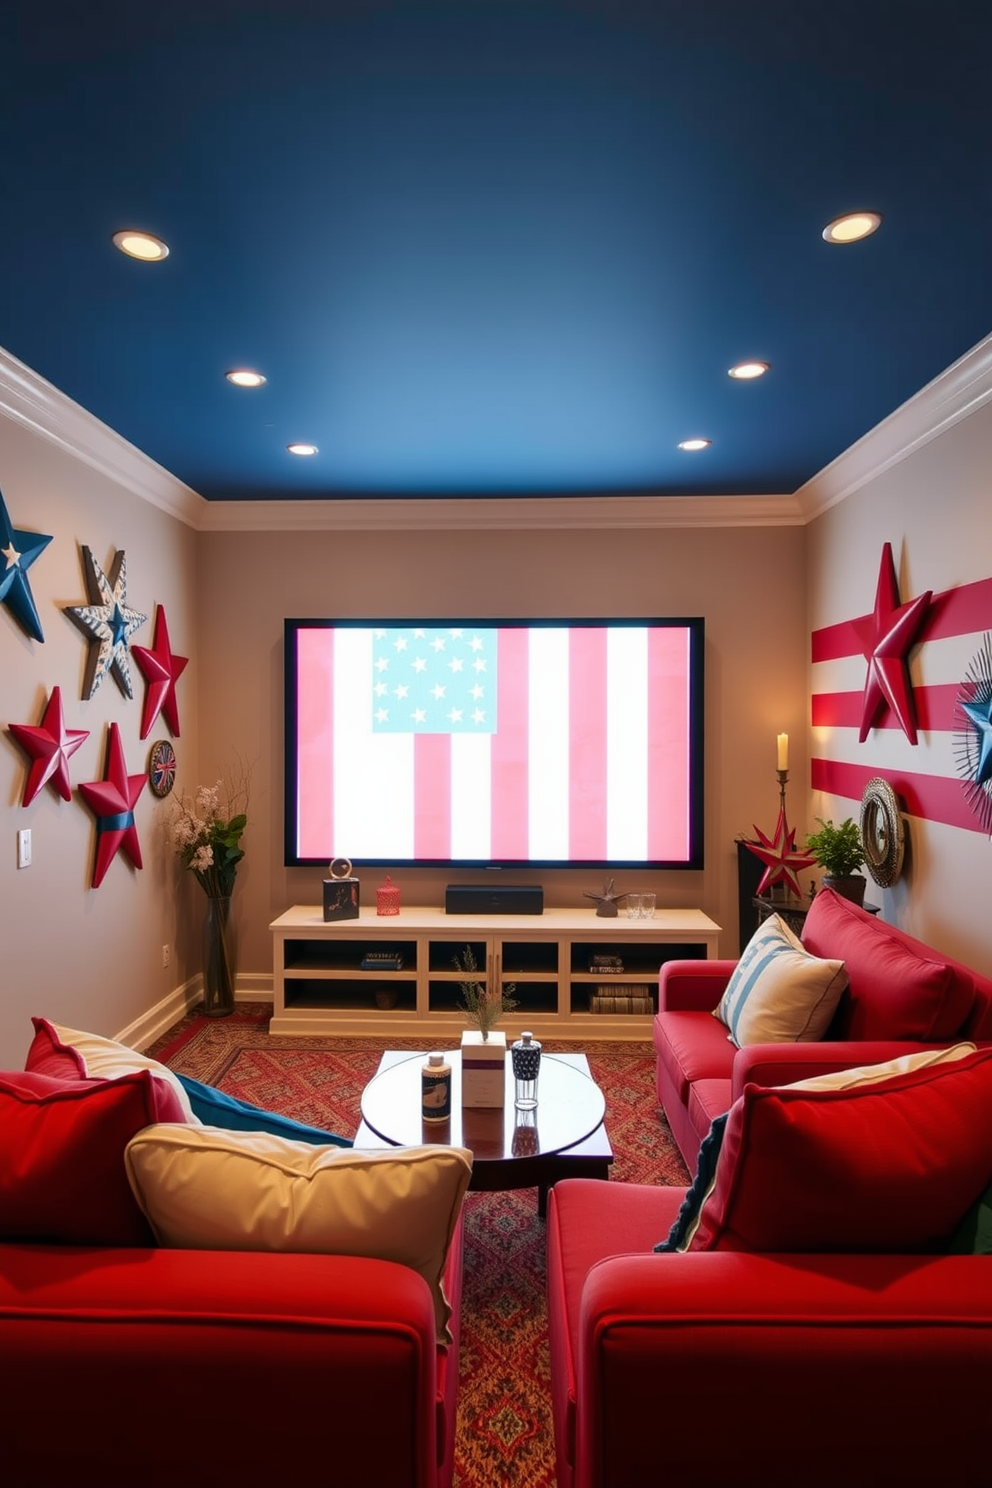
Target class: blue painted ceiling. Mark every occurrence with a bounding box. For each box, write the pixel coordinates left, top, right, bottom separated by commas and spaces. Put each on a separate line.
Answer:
1, 0, 989, 501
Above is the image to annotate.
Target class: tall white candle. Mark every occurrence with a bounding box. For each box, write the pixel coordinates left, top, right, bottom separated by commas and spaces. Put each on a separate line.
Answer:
777, 733, 789, 772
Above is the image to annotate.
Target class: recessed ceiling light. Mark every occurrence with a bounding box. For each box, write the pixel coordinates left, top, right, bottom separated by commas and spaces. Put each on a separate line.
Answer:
287, 443, 318, 456
822, 211, 882, 245
678, 438, 711, 452
225, 369, 267, 388
112, 229, 169, 261
728, 361, 769, 380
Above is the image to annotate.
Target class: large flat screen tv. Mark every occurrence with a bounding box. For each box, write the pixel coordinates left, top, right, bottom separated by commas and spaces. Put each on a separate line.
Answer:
284, 617, 704, 870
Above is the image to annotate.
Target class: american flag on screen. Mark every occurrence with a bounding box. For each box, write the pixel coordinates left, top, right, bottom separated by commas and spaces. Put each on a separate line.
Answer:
295, 624, 692, 862
371, 628, 497, 734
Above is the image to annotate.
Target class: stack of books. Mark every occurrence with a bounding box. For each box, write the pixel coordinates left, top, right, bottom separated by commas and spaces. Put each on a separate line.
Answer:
589, 984, 654, 1015
361, 949, 405, 970
588, 953, 624, 975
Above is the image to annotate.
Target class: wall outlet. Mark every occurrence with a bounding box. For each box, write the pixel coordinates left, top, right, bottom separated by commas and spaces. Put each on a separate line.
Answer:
17, 829, 31, 869
161, 944, 171, 969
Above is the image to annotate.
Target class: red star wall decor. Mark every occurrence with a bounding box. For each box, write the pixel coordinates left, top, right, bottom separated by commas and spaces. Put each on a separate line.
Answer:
132, 605, 189, 738
855, 543, 932, 744
746, 808, 818, 897
8, 686, 89, 804
78, 722, 147, 888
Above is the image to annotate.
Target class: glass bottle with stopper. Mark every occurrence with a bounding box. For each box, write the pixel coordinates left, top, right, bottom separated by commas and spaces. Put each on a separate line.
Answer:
511, 1031, 542, 1110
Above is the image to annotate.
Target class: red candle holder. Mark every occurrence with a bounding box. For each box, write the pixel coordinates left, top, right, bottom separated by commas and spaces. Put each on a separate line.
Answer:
376, 875, 401, 916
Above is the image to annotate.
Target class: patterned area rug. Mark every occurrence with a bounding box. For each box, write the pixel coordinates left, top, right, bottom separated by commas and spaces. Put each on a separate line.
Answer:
150, 1005, 689, 1488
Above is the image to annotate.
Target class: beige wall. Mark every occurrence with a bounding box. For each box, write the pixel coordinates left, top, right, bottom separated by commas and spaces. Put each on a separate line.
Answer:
6, 342, 990, 1068
0, 414, 200, 1066
197, 523, 808, 981
806, 399, 992, 976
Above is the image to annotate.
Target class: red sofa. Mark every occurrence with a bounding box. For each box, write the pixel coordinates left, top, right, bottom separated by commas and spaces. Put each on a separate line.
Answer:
1, 1235, 462, 1488
654, 887, 992, 1168
0, 1021, 467, 1488
547, 1177, 992, 1488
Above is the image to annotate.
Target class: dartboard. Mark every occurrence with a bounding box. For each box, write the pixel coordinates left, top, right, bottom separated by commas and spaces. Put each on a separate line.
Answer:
148, 739, 177, 798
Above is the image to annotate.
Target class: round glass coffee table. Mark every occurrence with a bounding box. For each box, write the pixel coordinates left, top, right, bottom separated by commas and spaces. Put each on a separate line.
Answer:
356, 1049, 613, 1215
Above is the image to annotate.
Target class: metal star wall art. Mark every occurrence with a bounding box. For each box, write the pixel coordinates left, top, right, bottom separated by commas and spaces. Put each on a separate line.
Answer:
747, 809, 818, 897
132, 604, 188, 737
8, 686, 89, 804
953, 632, 992, 836
64, 546, 147, 699
855, 542, 932, 744
78, 722, 147, 887
0, 485, 52, 642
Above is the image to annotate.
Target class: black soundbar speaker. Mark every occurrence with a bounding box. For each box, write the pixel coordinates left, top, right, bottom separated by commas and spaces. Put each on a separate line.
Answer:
445, 884, 544, 915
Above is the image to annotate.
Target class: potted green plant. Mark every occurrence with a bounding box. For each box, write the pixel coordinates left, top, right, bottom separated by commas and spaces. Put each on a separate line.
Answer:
804, 816, 867, 906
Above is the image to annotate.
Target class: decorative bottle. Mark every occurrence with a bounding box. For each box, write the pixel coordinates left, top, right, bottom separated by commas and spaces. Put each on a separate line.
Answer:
511, 1031, 542, 1110
422, 1052, 452, 1122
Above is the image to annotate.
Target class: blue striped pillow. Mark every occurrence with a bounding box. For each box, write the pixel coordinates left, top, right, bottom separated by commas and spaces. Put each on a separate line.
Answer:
715, 914, 847, 1047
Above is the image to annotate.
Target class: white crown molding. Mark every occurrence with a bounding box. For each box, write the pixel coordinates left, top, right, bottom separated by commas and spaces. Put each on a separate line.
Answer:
0, 344, 207, 529
796, 330, 992, 521
198, 491, 803, 532
7, 326, 989, 534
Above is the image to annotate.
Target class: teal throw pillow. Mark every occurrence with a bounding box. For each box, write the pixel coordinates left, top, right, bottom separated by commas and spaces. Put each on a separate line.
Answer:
175, 1073, 352, 1147
947, 1177, 992, 1254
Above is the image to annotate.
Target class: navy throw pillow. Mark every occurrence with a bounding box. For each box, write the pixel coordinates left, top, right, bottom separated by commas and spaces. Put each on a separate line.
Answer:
654, 1112, 728, 1252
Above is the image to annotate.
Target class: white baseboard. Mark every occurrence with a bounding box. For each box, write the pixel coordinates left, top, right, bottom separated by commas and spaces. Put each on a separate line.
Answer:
117, 972, 274, 1051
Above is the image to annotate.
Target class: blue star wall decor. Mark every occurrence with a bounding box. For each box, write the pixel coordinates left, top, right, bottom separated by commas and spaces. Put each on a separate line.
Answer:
64, 546, 147, 700
954, 632, 992, 836
0, 485, 53, 642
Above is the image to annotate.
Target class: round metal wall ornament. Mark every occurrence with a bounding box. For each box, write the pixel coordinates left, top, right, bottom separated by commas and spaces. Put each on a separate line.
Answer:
148, 739, 177, 798
859, 777, 905, 887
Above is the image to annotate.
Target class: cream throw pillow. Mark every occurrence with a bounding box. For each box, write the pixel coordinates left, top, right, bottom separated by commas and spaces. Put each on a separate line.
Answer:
48, 1021, 200, 1124
715, 913, 848, 1046
125, 1125, 472, 1343
783, 1042, 978, 1092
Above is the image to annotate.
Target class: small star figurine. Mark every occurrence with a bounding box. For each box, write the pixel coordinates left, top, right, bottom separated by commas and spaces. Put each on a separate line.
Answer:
583, 877, 627, 918
747, 810, 817, 898
0, 485, 52, 642
8, 686, 89, 805
78, 723, 147, 888
65, 545, 147, 700
132, 604, 189, 738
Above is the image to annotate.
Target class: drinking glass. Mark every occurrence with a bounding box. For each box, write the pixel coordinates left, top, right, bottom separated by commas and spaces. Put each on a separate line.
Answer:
626, 893, 643, 919
641, 893, 656, 919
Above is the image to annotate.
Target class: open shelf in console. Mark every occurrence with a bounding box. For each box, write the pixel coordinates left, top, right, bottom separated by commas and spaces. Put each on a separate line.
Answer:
270, 906, 721, 1038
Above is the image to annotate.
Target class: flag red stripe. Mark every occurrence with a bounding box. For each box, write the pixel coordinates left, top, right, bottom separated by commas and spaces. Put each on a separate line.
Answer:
491, 628, 530, 859
648, 627, 691, 858
414, 733, 452, 860
812, 576, 992, 662
569, 628, 608, 860
811, 757, 983, 834
812, 683, 965, 732
297, 628, 335, 858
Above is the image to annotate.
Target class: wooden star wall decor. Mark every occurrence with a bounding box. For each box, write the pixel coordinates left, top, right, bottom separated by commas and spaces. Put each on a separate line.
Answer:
7, 686, 89, 805
64, 546, 147, 700
132, 605, 188, 738
78, 722, 146, 888
746, 808, 818, 898
0, 484, 52, 642
855, 543, 932, 744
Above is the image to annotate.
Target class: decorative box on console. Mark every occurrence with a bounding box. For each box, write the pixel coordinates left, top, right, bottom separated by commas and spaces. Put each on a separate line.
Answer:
323, 877, 360, 921
460, 1030, 506, 1108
